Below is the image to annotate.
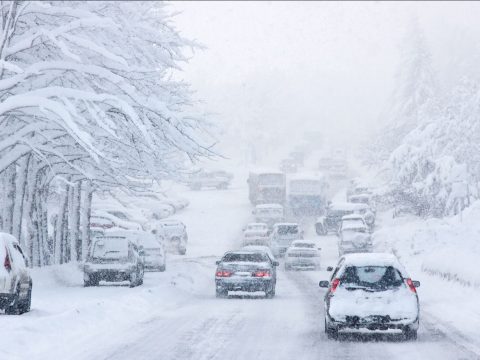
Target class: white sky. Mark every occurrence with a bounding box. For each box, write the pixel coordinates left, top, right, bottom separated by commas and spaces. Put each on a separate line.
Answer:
170, 1, 480, 164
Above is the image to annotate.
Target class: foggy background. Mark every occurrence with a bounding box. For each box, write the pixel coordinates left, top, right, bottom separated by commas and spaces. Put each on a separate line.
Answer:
172, 1, 480, 166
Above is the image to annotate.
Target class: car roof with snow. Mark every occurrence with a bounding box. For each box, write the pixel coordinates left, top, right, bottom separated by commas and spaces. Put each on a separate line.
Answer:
291, 239, 316, 246
241, 245, 275, 259
288, 172, 325, 181
273, 222, 298, 227
341, 214, 365, 221
246, 222, 268, 227
250, 168, 284, 175
255, 203, 284, 209
340, 253, 407, 274
329, 202, 369, 211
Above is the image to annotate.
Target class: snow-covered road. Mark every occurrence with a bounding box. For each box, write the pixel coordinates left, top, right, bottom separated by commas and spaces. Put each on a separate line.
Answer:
1, 180, 480, 360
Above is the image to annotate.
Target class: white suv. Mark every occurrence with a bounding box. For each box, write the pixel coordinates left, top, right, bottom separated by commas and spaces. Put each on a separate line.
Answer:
0, 233, 32, 314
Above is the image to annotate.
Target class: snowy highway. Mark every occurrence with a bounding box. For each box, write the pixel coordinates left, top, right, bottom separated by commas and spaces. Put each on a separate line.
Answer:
1, 181, 480, 360
98, 182, 479, 360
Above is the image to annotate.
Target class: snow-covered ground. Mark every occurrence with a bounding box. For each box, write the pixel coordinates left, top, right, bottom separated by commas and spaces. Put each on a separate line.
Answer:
1, 171, 480, 360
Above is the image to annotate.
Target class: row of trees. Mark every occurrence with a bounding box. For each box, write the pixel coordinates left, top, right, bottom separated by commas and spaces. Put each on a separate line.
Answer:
0, 1, 213, 266
366, 19, 479, 217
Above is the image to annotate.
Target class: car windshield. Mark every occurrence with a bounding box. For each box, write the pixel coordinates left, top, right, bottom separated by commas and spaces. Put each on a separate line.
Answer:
257, 208, 282, 216
92, 238, 128, 259
222, 253, 268, 262
340, 266, 404, 290
277, 225, 298, 235
293, 242, 315, 248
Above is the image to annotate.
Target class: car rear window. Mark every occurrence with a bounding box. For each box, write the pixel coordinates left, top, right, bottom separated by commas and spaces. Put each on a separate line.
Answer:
293, 243, 315, 248
223, 253, 268, 262
92, 238, 128, 259
277, 225, 298, 234
340, 266, 403, 290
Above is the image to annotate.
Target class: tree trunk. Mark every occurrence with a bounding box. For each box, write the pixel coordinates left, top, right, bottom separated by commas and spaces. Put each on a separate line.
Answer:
11, 154, 31, 241
80, 181, 93, 261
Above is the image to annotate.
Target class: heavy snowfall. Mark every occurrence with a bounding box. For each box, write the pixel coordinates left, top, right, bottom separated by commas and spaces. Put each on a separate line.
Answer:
0, 1, 480, 360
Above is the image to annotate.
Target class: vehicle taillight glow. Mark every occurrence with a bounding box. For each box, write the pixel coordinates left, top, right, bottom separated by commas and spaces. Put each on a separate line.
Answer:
406, 278, 417, 293
216, 270, 232, 277
330, 278, 340, 293
4, 251, 11, 272
254, 271, 271, 277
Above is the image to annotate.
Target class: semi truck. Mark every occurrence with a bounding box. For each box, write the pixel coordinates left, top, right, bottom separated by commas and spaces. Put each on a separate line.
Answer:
247, 170, 286, 205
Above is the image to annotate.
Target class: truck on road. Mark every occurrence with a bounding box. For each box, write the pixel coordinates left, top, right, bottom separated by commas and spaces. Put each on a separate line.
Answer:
247, 170, 286, 205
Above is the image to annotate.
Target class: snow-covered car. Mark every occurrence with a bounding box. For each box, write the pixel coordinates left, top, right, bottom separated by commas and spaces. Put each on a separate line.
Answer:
92, 210, 142, 231
319, 253, 420, 340
339, 214, 368, 232
83, 235, 145, 287
155, 219, 188, 255
285, 240, 321, 271
215, 251, 279, 298
252, 203, 285, 228
106, 229, 166, 272
270, 222, 303, 257
338, 229, 372, 256
315, 202, 373, 235
188, 169, 233, 190
242, 222, 270, 246
0, 233, 32, 315
279, 158, 298, 173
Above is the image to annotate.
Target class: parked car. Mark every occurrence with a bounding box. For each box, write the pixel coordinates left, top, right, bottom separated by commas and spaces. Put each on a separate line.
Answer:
107, 229, 166, 272
285, 240, 321, 271
315, 202, 373, 235
242, 222, 270, 246
188, 169, 233, 190
215, 250, 279, 298
0, 233, 32, 315
83, 235, 145, 287
270, 222, 303, 257
319, 253, 420, 340
155, 219, 188, 255
252, 203, 285, 228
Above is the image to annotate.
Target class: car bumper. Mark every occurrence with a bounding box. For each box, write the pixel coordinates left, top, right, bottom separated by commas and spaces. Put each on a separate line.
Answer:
84, 264, 135, 282
327, 313, 419, 333
0, 293, 15, 307
216, 278, 273, 292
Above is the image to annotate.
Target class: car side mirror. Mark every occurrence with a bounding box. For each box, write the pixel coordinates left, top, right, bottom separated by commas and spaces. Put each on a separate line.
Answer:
412, 280, 420, 288
215, 260, 220, 265
319, 280, 330, 288
273, 261, 279, 267
326, 266, 333, 271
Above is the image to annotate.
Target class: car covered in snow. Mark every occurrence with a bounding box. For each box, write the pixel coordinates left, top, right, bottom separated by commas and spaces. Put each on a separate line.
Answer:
107, 229, 166, 272
338, 216, 372, 256
319, 253, 420, 340
83, 235, 145, 287
215, 250, 279, 298
155, 219, 188, 255
241, 245, 278, 283
0, 233, 32, 315
279, 158, 298, 174
188, 169, 233, 190
285, 240, 321, 271
252, 203, 285, 228
315, 202, 374, 235
269, 222, 304, 257
242, 223, 270, 246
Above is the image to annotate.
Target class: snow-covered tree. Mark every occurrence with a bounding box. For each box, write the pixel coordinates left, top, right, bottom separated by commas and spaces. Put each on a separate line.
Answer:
0, 1, 213, 265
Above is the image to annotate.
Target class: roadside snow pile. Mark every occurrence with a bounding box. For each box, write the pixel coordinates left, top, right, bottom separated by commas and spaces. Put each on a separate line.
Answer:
374, 201, 480, 288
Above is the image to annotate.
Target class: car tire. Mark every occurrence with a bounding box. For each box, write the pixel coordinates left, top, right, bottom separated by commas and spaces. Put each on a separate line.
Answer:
159, 264, 166, 272
5, 285, 20, 315
325, 319, 338, 340
265, 286, 276, 299
129, 272, 138, 288
403, 327, 418, 341
19, 284, 32, 314
216, 288, 228, 298
179, 248, 186, 255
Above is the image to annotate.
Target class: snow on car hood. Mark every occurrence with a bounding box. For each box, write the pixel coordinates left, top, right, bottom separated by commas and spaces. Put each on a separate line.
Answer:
329, 286, 418, 322
341, 231, 371, 245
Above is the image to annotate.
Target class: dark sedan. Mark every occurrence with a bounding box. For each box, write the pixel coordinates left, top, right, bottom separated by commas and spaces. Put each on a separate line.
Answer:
215, 251, 279, 298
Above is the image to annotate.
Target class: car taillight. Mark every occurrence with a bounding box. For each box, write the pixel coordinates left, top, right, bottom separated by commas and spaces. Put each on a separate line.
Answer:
254, 271, 271, 277
216, 270, 232, 277
330, 278, 340, 293
4, 251, 11, 272
406, 278, 417, 293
